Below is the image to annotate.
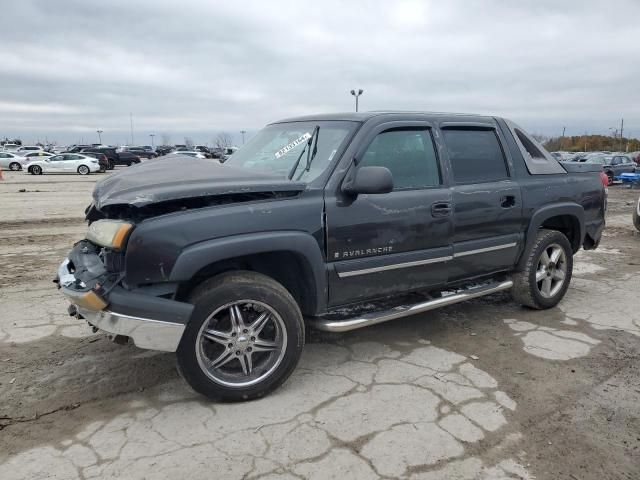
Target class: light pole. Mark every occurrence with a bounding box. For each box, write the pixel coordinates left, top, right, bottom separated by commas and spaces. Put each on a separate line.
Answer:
240, 130, 247, 144
350, 89, 364, 112
609, 128, 617, 151
149, 134, 155, 148
96, 130, 103, 144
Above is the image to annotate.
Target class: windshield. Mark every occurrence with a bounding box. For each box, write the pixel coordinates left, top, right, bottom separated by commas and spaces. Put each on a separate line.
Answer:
224, 121, 357, 182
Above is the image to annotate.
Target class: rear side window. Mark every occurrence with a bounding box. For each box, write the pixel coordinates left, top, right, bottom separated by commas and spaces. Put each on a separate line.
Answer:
514, 129, 545, 159
359, 128, 441, 190
442, 129, 508, 184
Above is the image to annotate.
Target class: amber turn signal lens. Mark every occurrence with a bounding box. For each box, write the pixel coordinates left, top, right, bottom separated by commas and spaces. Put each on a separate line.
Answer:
112, 223, 133, 250
79, 290, 108, 311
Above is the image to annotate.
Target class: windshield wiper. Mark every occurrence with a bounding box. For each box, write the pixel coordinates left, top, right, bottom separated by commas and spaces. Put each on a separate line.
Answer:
287, 125, 320, 181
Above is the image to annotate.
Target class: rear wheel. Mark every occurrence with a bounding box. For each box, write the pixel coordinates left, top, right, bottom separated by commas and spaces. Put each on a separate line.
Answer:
512, 229, 573, 309
9, 162, 21, 171
31, 165, 42, 175
606, 171, 614, 185
77, 165, 90, 175
177, 271, 304, 401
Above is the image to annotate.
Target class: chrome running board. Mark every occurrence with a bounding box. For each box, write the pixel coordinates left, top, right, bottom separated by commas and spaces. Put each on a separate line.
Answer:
310, 280, 513, 333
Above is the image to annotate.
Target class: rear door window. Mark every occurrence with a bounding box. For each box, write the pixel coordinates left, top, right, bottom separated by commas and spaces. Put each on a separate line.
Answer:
442, 129, 509, 184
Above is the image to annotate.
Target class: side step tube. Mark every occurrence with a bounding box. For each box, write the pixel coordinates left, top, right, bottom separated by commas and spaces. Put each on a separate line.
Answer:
310, 280, 513, 333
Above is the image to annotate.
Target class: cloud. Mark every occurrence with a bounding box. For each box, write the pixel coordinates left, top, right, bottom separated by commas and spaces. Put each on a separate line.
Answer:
0, 0, 639, 144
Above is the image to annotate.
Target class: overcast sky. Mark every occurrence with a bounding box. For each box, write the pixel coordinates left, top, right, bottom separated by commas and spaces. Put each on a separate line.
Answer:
1, 0, 639, 146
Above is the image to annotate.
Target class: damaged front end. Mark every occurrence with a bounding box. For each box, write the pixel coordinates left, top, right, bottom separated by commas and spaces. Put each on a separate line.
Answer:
56, 158, 307, 351
55, 238, 193, 352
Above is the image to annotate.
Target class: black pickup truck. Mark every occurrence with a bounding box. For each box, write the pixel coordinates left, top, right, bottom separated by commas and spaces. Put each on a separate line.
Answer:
56, 112, 605, 401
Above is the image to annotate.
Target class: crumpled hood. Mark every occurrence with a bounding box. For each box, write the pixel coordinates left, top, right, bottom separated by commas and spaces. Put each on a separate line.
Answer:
92, 156, 305, 209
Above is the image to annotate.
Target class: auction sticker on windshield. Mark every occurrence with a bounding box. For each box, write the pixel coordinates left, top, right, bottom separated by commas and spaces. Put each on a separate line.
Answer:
275, 133, 311, 158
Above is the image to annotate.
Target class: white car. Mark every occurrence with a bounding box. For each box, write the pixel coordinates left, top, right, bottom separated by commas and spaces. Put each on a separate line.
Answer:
169, 151, 207, 159
26, 153, 101, 175
17, 145, 44, 153
24, 151, 54, 160
1, 143, 20, 151
0, 151, 28, 171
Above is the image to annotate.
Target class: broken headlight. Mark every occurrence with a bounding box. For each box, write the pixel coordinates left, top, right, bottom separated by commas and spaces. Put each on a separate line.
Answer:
86, 220, 133, 250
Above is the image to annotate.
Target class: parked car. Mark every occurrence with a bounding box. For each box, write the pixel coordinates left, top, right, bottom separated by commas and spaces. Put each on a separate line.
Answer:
155, 146, 174, 156
17, 145, 44, 153
26, 153, 101, 175
56, 111, 605, 401
82, 148, 141, 168
117, 151, 142, 166
583, 154, 636, 184
1, 143, 20, 151
128, 148, 156, 159
24, 150, 53, 158
82, 152, 109, 172
0, 151, 28, 170
168, 151, 207, 159
66, 145, 93, 153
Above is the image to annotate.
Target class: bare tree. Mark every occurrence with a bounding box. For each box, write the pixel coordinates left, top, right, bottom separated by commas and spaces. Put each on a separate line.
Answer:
215, 132, 233, 149
184, 137, 194, 148
160, 133, 171, 146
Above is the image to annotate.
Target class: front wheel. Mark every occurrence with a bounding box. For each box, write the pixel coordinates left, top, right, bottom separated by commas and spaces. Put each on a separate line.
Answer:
77, 165, 90, 175
177, 271, 305, 401
31, 165, 42, 175
9, 162, 21, 171
512, 229, 573, 309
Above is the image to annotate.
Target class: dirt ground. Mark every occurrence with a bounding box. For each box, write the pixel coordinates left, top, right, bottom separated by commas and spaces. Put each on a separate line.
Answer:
0, 170, 638, 480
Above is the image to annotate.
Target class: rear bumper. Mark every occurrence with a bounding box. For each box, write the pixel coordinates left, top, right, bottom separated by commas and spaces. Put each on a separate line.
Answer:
56, 242, 192, 352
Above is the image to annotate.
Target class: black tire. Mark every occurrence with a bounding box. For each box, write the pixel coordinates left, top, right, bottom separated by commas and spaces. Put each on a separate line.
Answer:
512, 229, 573, 309
77, 165, 90, 175
9, 162, 21, 171
31, 165, 42, 175
633, 199, 640, 232
126, 161, 132, 167
606, 171, 614, 186
108, 160, 115, 170
177, 271, 305, 401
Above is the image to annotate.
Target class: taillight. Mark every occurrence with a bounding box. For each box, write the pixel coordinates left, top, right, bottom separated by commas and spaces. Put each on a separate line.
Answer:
599, 171, 608, 187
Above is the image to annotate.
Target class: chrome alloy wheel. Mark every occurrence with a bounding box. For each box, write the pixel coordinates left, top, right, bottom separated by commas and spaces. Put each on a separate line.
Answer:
535, 243, 567, 298
195, 300, 287, 387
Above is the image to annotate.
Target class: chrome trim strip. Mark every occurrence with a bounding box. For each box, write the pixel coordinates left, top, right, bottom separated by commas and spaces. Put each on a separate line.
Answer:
337, 255, 453, 278
77, 307, 185, 352
454, 242, 517, 258
311, 280, 514, 332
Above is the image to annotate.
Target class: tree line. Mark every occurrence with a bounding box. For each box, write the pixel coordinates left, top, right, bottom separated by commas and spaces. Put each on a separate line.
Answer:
537, 134, 640, 152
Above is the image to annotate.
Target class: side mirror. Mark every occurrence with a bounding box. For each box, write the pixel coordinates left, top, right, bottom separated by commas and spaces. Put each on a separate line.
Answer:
343, 166, 393, 195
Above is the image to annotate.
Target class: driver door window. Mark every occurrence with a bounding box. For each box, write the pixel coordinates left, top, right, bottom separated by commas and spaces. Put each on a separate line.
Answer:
358, 129, 441, 189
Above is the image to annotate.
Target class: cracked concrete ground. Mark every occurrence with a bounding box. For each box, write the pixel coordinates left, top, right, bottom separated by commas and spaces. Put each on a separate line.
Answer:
1, 171, 639, 479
